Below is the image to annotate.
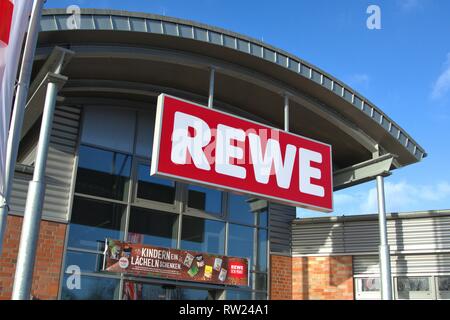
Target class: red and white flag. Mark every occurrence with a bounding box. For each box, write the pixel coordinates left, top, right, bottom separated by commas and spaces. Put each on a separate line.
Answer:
0, 0, 33, 198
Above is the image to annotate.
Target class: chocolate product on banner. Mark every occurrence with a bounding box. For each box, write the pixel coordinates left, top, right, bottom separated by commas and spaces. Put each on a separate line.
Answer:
183, 253, 194, 268
218, 268, 227, 282
187, 265, 199, 277
195, 255, 205, 268
204, 265, 213, 279
213, 257, 222, 271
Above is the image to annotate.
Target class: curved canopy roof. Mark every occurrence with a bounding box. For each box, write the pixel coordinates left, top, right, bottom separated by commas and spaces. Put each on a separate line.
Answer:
27, 8, 425, 188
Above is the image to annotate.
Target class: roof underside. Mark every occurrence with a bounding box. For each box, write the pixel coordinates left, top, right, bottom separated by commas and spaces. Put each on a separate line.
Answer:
31, 9, 426, 172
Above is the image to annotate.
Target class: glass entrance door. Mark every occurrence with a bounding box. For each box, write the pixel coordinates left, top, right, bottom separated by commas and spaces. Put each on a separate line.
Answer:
122, 281, 220, 300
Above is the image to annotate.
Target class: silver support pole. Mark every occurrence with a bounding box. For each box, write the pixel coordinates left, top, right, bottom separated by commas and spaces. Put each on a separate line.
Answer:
284, 95, 289, 132
12, 80, 58, 300
208, 67, 215, 108
376, 175, 392, 300
0, 0, 45, 255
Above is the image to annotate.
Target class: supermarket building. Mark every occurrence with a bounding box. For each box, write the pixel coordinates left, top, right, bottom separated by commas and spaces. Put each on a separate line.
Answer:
0, 9, 438, 300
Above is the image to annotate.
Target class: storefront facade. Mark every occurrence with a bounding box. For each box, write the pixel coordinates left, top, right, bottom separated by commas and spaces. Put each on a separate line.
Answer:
0, 8, 425, 300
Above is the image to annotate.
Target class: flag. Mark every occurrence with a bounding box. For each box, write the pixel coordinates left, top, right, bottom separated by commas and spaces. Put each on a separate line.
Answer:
0, 0, 34, 199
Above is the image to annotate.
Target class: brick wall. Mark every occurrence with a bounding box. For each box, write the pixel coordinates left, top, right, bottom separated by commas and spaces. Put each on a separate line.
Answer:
0, 215, 67, 300
270, 254, 292, 299
270, 254, 354, 300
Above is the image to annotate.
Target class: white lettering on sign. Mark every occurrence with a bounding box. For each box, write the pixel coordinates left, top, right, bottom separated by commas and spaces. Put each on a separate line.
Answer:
171, 111, 211, 170
170, 111, 326, 197
216, 124, 246, 179
299, 148, 324, 197
248, 133, 296, 189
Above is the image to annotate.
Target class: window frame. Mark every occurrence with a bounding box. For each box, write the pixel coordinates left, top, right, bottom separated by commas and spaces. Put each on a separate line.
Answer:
131, 157, 182, 214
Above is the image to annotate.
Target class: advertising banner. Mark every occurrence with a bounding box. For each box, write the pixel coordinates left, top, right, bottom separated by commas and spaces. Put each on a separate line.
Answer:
103, 239, 249, 287
151, 94, 333, 212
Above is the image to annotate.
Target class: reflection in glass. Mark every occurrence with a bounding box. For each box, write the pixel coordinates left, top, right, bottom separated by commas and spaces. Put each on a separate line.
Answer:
361, 278, 380, 292
253, 273, 267, 291
397, 277, 430, 292
438, 277, 450, 292
68, 197, 126, 251
76, 145, 131, 200
226, 290, 252, 300
181, 216, 225, 255
228, 224, 254, 264
228, 194, 256, 225
122, 282, 214, 300
257, 229, 267, 272
136, 164, 175, 204
65, 250, 104, 273
188, 185, 222, 215
128, 207, 178, 248
61, 275, 120, 300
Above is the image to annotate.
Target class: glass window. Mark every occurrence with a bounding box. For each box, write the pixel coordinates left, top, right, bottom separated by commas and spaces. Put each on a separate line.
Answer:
175, 288, 214, 300
128, 207, 178, 248
228, 194, 257, 225
257, 229, 267, 272
361, 278, 381, 292
68, 197, 126, 251
76, 145, 131, 201
228, 224, 254, 265
253, 273, 267, 291
227, 195, 267, 228
258, 209, 268, 228
181, 216, 225, 255
61, 275, 120, 300
188, 185, 222, 215
136, 164, 175, 204
64, 250, 104, 273
397, 277, 432, 299
135, 110, 156, 158
225, 290, 252, 300
438, 276, 450, 292
81, 106, 135, 153
122, 282, 166, 300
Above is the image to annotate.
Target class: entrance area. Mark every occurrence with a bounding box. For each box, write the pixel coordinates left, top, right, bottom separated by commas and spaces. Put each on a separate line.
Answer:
122, 281, 219, 300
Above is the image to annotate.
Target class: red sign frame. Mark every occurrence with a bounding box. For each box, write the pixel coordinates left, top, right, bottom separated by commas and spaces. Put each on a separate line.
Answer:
151, 94, 333, 212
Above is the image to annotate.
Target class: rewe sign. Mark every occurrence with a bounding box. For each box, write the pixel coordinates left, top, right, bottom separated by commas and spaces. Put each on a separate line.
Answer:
151, 94, 333, 212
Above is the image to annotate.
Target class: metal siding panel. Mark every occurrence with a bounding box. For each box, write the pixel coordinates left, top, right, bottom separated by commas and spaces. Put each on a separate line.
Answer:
293, 214, 450, 255
269, 203, 295, 254
354, 254, 450, 275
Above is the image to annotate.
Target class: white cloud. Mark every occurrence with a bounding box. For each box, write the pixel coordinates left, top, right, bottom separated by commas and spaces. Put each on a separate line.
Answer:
431, 53, 450, 100
346, 73, 370, 91
332, 180, 450, 215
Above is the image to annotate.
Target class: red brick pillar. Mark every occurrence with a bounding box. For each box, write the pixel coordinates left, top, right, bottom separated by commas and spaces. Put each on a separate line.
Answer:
270, 254, 293, 300
0, 215, 67, 300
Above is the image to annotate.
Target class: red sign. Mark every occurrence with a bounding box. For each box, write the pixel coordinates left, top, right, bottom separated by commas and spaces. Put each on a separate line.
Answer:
151, 94, 333, 212
0, 0, 13, 46
103, 239, 249, 287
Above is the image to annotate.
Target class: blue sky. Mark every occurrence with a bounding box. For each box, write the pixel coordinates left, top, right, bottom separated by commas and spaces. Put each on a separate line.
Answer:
44, 0, 450, 217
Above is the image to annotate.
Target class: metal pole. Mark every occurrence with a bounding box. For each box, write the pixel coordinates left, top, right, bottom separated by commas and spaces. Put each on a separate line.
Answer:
12, 80, 58, 300
208, 67, 215, 108
0, 0, 45, 255
284, 95, 289, 132
376, 175, 392, 300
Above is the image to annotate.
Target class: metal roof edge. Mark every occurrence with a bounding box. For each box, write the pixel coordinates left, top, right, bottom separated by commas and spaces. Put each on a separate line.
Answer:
293, 209, 450, 225
40, 8, 427, 161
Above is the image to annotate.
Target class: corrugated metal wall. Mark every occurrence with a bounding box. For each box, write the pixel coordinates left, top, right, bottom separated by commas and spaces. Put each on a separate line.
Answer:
292, 213, 450, 256
269, 202, 296, 254
354, 254, 450, 275
9, 105, 81, 223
